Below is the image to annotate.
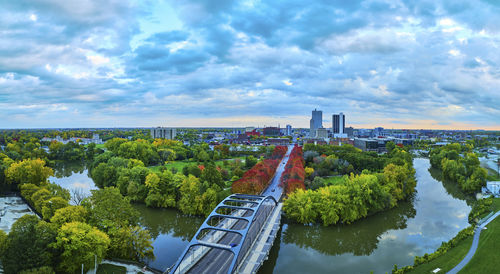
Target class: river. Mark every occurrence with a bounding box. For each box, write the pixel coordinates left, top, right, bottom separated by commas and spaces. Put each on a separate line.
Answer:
49, 158, 473, 273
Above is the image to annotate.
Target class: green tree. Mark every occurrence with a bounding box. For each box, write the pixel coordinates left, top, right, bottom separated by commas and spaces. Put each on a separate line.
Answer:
19, 266, 55, 274
91, 162, 119, 188
245, 155, 258, 169
53, 222, 110, 273
50, 205, 88, 227
200, 163, 224, 189
386, 141, 396, 154
41, 197, 69, 220
5, 158, 53, 186
283, 189, 319, 224
31, 188, 53, 212
178, 175, 202, 215
0, 229, 7, 258
83, 187, 139, 231
1, 215, 57, 273
107, 226, 155, 261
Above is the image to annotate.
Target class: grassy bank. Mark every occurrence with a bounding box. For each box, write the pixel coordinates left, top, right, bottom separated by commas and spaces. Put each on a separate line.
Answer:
407, 236, 473, 273
459, 215, 500, 273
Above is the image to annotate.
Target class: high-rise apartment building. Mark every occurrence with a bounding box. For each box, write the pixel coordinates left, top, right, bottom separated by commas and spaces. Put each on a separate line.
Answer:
332, 112, 346, 138
286, 124, 292, 136
151, 127, 177, 139
310, 109, 322, 137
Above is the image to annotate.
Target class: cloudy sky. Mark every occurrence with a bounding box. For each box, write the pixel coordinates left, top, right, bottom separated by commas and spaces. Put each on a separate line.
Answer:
1, 0, 500, 129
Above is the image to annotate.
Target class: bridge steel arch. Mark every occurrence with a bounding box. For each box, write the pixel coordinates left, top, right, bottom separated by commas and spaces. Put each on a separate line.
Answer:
170, 193, 278, 274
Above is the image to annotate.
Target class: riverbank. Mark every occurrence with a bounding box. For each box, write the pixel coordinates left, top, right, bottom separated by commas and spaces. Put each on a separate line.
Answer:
395, 198, 500, 273
259, 158, 472, 274
47, 158, 475, 273
458, 212, 500, 273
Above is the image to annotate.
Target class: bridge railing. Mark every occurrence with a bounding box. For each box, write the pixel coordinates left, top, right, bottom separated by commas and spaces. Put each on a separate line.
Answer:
235, 197, 275, 268
169, 194, 277, 274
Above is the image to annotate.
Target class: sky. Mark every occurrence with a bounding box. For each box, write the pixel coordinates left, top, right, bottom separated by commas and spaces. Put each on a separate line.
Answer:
1, 0, 500, 130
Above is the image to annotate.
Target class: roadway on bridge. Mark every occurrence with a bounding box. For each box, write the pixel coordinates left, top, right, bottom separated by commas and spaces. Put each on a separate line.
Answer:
261, 144, 295, 201
182, 144, 295, 273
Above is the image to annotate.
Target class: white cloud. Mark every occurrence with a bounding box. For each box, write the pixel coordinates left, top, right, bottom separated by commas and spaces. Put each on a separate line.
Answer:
30, 14, 37, 21
87, 55, 110, 66
439, 18, 455, 27
448, 49, 461, 56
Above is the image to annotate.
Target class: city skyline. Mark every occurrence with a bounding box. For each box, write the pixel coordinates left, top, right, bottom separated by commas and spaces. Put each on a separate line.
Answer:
1, 1, 500, 130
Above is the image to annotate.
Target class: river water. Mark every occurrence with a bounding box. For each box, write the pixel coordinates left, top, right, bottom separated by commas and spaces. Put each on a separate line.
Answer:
50, 158, 473, 273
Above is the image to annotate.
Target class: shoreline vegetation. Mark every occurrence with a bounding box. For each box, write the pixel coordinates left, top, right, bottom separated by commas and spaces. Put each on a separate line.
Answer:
393, 197, 500, 273
283, 143, 416, 226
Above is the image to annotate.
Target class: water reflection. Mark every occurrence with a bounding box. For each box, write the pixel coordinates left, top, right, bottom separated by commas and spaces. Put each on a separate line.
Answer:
259, 158, 471, 274
133, 204, 203, 271
52, 161, 87, 178
134, 204, 203, 240
49, 162, 96, 197
428, 167, 475, 206
281, 201, 416, 257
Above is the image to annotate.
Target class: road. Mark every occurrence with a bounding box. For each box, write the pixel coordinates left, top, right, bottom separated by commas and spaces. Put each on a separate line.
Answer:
187, 218, 247, 274
447, 210, 500, 274
261, 144, 295, 201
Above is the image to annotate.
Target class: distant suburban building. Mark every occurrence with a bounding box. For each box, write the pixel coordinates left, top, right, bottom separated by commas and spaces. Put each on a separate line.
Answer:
267, 138, 290, 146
310, 109, 323, 137
263, 127, 280, 137
333, 112, 347, 138
41, 134, 103, 145
245, 127, 255, 133
151, 127, 177, 139
286, 124, 293, 136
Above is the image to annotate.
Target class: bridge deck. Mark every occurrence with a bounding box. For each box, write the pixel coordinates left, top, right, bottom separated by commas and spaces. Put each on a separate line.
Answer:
169, 145, 295, 274
236, 203, 283, 274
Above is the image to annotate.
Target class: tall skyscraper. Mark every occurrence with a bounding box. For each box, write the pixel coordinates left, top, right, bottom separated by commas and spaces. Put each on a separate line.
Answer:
310, 109, 322, 137
332, 112, 346, 137
286, 124, 292, 136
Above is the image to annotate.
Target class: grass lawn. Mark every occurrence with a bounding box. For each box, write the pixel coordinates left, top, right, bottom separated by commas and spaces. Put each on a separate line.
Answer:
323, 176, 346, 185
97, 263, 126, 274
492, 198, 500, 211
459, 216, 500, 273
408, 235, 473, 274
95, 143, 106, 149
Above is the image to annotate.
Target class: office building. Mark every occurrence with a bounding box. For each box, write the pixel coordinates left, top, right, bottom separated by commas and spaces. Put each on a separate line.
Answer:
333, 112, 347, 138
345, 127, 354, 137
263, 127, 280, 137
310, 109, 323, 137
151, 127, 177, 139
286, 125, 292, 136
316, 128, 328, 139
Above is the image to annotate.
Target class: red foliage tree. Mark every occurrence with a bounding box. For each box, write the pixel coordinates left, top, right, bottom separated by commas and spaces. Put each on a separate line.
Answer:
232, 146, 288, 194
280, 146, 306, 194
